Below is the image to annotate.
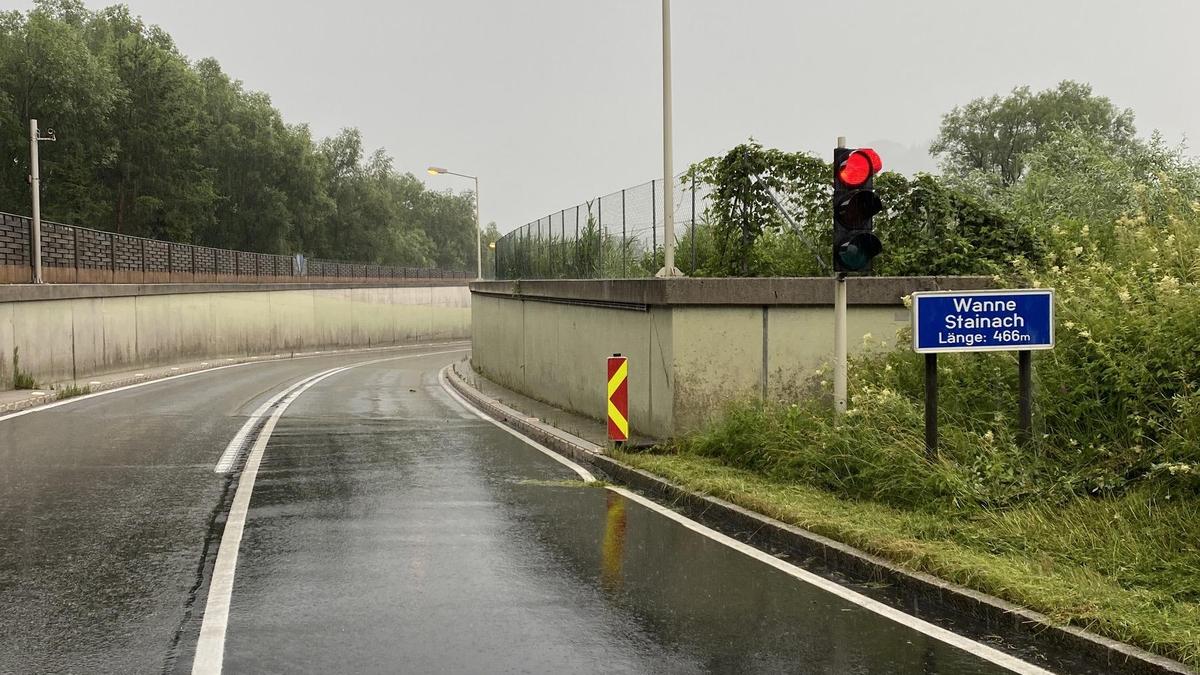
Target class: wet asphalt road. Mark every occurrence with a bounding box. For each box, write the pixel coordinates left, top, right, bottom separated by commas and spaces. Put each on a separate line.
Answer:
2, 345, 1020, 674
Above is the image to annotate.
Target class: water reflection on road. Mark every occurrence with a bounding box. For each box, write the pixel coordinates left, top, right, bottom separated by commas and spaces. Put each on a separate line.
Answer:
219, 357, 1013, 674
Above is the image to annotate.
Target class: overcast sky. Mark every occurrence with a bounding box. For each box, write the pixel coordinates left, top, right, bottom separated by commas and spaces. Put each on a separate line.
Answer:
11, 0, 1200, 232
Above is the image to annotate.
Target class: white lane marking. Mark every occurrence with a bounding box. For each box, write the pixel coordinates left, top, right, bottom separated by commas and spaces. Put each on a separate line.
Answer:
0, 341, 469, 424
441, 370, 1051, 675
212, 371, 326, 474
191, 366, 348, 675
437, 368, 596, 482
192, 347, 469, 674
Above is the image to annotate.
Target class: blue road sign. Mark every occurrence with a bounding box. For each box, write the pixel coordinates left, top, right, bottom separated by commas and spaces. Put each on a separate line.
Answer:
912, 289, 1054, 353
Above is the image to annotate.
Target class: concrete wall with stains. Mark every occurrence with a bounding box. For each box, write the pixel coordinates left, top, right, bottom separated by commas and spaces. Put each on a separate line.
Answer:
0, 283, 470, 390
470, 277, 991, 439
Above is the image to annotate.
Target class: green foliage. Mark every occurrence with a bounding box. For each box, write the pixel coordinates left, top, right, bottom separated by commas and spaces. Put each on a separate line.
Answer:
675, 127, 1200, 508
873, 172, 1044, 276
0, 3, 474, 268
56, 382, 90, 399
480, 221, 501, 278
11, 347, 35, 389
684, 141, 829, 276
675, 142, 1042, 279
622, 451, 1200, 667
930, 80, 1137, 186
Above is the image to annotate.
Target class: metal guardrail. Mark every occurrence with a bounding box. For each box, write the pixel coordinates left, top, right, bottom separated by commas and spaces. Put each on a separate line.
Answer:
0, 212, 472, 284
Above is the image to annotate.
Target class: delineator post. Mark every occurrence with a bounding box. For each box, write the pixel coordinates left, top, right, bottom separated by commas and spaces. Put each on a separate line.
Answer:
607, 354, 629, 443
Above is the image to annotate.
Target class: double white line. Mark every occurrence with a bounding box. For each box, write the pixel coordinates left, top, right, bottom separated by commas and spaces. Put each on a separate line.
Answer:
193, 348, 467, 675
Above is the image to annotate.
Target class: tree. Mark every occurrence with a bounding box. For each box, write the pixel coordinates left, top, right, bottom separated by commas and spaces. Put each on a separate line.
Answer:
479, 221, 500, 278
685, 141, 828, 276
0, 3, 116, 225
930, 81, 1137, 186
91, 6, 214, 238
0, 3, 475, 271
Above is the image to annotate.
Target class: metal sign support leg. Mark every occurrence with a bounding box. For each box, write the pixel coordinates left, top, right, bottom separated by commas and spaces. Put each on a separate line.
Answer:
1018, 350, 1033, 447
925, 353, 938, 459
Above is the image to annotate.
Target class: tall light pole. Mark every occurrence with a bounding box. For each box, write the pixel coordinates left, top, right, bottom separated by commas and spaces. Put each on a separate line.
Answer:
28, 119, 56, 284
657, 0, 681, 277
427, 166, 481, 279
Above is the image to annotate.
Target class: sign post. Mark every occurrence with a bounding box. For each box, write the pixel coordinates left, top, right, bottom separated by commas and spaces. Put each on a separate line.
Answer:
912, 289, 1054, 457
607, 354, 629, 445
924, 353, 938, 460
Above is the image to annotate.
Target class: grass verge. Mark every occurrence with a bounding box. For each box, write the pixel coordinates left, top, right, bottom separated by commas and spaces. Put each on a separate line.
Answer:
614, 449, 1200, 668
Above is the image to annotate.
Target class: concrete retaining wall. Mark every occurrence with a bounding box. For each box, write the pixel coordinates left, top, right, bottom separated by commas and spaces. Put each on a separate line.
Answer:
470, 277, 991, 438
0, 283, 470, 390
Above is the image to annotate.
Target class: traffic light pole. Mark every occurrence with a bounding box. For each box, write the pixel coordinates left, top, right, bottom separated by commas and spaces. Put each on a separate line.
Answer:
833, 272, 848, 414
832, 136, 848, 415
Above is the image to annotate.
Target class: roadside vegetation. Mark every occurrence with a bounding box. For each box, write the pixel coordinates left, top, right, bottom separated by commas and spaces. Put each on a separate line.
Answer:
54, 383, 90, 399
11, 347, 36, 389
0, 1, 490, 268
629, 83, 1200, 665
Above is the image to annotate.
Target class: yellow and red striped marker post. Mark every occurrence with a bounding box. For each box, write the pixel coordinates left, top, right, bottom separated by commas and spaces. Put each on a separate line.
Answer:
607, 354, 629, 443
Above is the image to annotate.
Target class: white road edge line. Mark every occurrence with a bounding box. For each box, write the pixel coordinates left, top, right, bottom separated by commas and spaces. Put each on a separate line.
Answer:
0, 360, 255, 423
440, 369, 1053, 675
0, 341, 469, 424
609, 487, 1054, 675
437, 368, 596, 483
192, 347, 468, 675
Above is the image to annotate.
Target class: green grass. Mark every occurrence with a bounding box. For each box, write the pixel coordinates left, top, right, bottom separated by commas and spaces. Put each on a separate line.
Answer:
11, 346, 36, 390
615, 449, 1200, 668
55, 383, 91, 400
12, 370, 36, 390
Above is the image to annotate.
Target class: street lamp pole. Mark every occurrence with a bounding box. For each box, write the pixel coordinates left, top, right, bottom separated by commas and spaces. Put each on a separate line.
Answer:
28, 120, 55, 284
427, 167, 482, 279
471, 174, 480, 279
657, 0, 680, 277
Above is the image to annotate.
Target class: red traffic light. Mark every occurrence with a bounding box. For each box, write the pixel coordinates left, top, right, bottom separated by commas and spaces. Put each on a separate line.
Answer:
837, 148, 883, 187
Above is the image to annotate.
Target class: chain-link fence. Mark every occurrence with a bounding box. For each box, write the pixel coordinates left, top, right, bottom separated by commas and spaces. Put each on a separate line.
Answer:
495, 175, 709, 279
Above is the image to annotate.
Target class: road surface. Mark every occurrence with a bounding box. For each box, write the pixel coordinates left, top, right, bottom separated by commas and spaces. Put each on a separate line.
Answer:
1, 344, 1050, 674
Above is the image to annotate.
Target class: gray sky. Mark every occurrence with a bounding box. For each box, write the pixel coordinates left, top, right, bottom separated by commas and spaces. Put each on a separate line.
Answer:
14, 0, 1200, 232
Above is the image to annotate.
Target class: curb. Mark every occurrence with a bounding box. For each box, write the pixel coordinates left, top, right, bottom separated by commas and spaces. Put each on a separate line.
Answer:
445, 363, 1193, 675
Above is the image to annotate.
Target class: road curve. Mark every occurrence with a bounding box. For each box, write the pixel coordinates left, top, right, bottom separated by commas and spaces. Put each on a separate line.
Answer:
2, 345, 1037, 674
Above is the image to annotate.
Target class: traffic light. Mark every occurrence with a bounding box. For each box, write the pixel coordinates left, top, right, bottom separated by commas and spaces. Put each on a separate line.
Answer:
832, 147, 884, 273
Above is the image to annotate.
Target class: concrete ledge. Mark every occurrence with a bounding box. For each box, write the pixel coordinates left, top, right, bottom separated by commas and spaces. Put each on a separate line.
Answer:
470, 276, 994, 307
444, 364, 1193, 675
0, 280, 471, 303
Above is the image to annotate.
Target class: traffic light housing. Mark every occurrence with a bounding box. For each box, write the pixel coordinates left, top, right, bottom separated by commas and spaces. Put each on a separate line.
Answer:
833, 147, 884, 273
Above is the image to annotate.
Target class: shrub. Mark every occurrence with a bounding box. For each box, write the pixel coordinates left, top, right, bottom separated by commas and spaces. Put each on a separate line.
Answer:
676, 130, 1200, 506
